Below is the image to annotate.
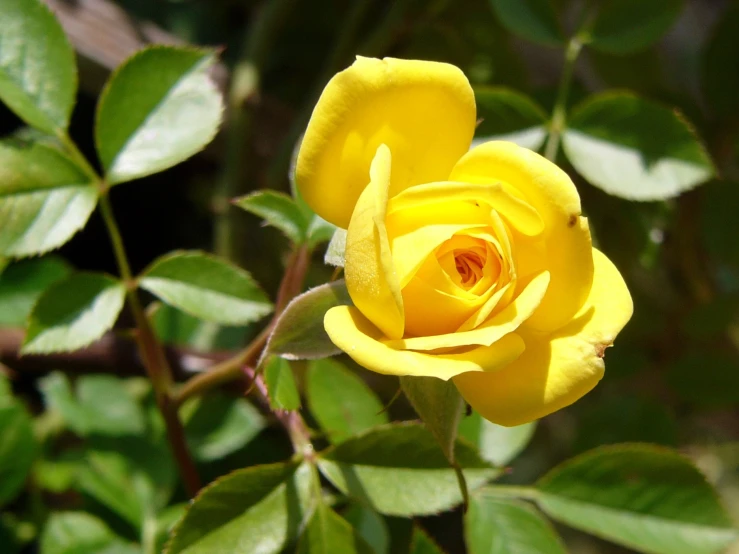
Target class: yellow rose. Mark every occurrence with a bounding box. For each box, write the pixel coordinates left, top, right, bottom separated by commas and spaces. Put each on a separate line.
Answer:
295, 57, 633, 426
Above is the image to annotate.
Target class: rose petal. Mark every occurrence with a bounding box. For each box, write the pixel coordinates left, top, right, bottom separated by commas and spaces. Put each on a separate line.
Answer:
385, 271, 549, 351
324, 306, 525, 380
296, 57, 476, 228
450, 141, 593, 332
453, 248, 633, 426
345, 144, 404, 339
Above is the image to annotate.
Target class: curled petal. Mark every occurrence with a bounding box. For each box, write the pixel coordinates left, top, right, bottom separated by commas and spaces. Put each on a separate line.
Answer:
296, 57, 476, 228
325, 306, 525, 380
344, 144, 404, 339
453, 248, 633, 426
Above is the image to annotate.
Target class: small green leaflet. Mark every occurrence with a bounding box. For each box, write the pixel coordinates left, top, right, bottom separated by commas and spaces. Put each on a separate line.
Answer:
489, 0, 563, 46
233, 190, 310, 245
297, 504, 376, 554
264, 356, 301, 411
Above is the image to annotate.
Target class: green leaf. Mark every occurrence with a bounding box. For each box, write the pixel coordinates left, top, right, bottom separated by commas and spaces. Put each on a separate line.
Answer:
536, 444, 738, 554
409, 527, 444, 554
589, 0, 683, 55
324, 229, 347, 268
307, 359, 387, 443
166, 461, 313, 554
233, 191, 309, 244
297, 504, 376, 554
40, 373, 146, 437
0, 401, 38, 506
343, 504, 389, 554
265, 281, 351, 360
563, 92, 714, 200
0, 0, 76, 133
264, 356, 301, 411
149, 302, 249, 351
0, 140, 98, 257
40, 512, 138, 554
466, 496, 566, 554
489, 0, 563, 46
95, 46, 223, 185
22, 273, 125, 354
139, 251, 272, 326
0, 256, 71, 326
317, 423, 499, 516
400, 376, 463, 465
182, 392, 265, 462
703, 4, 739, 117
307, 216, 337, 248
473, 87, 548, 151
458, 411, 537, 467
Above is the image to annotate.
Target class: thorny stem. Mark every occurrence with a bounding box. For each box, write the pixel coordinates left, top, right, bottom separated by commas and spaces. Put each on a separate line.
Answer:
65, 133, 202, 497
543, 34, 584, 162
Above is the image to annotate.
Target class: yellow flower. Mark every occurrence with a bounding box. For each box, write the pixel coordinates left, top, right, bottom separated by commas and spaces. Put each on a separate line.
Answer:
295, 57, 633, 426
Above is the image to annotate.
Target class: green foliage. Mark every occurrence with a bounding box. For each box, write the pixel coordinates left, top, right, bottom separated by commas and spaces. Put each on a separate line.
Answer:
536, 444, 738, 554
297, 504, 376, 554
166, 461, 313, 554
0, 0, 76, 134
40, 512, 138, 554
466, 496, 566, 554
458, 411, 537, 467
409, 527, 444, 554
264, 356, 301, 411
234, 190, 310, 245
139, 251, 272, 325
181, 392, 266, 462
0, 383, 38, 506
563, 92, 715, 200
0, 256, 71, 326
317, 423, 498, 516
588, 0, 683, 54
22, 273, 126, 354
0, 140, 98, 257
307, 358, 387, 444
265, 281, 351, 360
400, 376, 463, 465
342, 504, 389, 554
95, 46, 223, 185
473, 87, 548, 150
488, 0, 563, 46
324, 229, 347, 267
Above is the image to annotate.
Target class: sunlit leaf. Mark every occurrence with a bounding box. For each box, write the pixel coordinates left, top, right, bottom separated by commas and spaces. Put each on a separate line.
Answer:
458, 411, 536, 467
297, 504, 376, 554
233, 190, 309, 245
40, 512, 138, 554
264, 357, 301, 411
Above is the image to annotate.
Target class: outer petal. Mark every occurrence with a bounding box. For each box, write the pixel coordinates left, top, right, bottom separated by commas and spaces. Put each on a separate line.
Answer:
344, 144, 404, 339
453, 249, 633, 426
296, 57, 476, 228
325, 306, 525, 380
450, 141, 593, 331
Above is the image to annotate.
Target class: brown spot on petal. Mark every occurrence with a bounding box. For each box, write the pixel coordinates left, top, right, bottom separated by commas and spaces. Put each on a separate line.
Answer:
568, 214, 579, 227
595, 342, 612, 358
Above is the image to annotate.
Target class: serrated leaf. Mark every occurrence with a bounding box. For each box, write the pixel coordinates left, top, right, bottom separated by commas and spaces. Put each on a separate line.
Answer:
466, 496, 566, 554
0, 140, 98, 257
410, 527, 444, 554
264, 356, 301, 411
343, 504, 389, 554
233, 190, 309, 244
265, 281, 351, 360
400, 376, 463, 466
0, 256, 71, 326
182, 392, 265, 462
458, 411, 537, 467
563, 92, 714, 200
317, 423, 499, 516
139, 251, 272, 326
589, 0, 683, 55
0, 0, 77, 133
95, 46, 223, 185
297, 504, 376, 554
473, 87, 548, 150
40, 512, 138, 554
324, 229, 347, 268
0, 401, 38, 506
536, 444, 738, 554
489, 0, 563, 46
22, 273, 125, 354
307, 359, 387, 444
40, 372, 146, 437
166, 461, 313, 554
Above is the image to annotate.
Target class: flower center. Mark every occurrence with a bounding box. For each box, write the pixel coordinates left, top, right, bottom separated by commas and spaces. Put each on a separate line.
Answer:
455, 250, 485, 287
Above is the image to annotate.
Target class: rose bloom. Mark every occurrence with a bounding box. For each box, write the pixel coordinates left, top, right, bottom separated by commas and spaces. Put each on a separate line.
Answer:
295, 57, 633, 426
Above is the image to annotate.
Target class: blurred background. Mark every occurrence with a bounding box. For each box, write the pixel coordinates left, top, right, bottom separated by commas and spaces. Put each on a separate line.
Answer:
1, 0, 739, 552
